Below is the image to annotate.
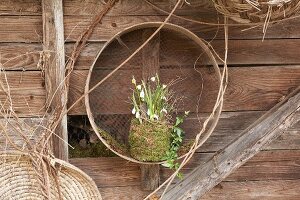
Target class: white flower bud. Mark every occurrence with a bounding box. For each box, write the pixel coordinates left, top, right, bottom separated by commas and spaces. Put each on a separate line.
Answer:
162, 84, 167, 89
137, 85, 142, 90
150, 77, 156, 82
161, 108, 167, 114
140, 90, 145, 98
132, 107, 136, 114
135, 112, 140, 119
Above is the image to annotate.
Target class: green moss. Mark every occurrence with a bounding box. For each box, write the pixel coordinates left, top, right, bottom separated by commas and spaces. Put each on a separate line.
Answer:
69, 140, 116, 158
128, 119, 171, 162
97, 128, 130, 156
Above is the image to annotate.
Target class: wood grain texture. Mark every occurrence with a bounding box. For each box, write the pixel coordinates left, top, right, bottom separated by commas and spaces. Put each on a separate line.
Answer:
1, 39, 300, 70
100, 186, 149, 200
42, 0, 68, 160
3, 65, 299, 116
0, 71, 298, 150
69, 157, 140, 187
0, 1, 299, 199
0, 0, 210, 16
69, 66, 300, 115
161, 150, 300, 183
0, 118, 43, 151
163, 87, 300, 199
1, 1, 300, 40
202, 179, 300, 200
70, 40, 300, 70
0, 43, 42, 70
69, 150, 300, 193
0, 71, 45, 116
1, 16, 300, 42
99, 179, 300, 200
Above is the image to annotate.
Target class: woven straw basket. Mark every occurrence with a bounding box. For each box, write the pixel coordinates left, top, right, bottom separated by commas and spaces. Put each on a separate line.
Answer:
213, 0, 300, 23
0, 151, 102, 200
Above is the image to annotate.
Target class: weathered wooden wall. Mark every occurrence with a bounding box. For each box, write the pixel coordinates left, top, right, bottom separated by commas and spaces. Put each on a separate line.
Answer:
0, 0, 299, 199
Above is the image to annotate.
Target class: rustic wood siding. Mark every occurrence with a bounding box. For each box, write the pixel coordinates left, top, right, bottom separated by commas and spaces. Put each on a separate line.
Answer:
0, 0, 299, 199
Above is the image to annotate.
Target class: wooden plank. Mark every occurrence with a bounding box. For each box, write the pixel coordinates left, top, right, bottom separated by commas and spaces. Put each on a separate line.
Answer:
69, 157, 141, 187
0, 0, 41, 15
2, 15, 300, 43
0, 71, 44, 95
42, 0, 68, 161
0, 0, 211, 16
266, 130, 300, 150
100, 179, 300, 200
225, 160, 300, 182
63, 16, 300, 41
1, 39, 300, 70
162, 87, 300, 200
0, 71, 45, 116
202, 179, 300, 200
100, 186, 149, 200
70, 40, 300, 70
161, 150, 300, 183
0, 118, 43, 151
68, 66, 300, 115
140, 164, 161, 191
63, 0, 214, 17
160, 37, 300, 66
0, 16, 42, 43
69, 150, 300, 188
0, 43, 42, 70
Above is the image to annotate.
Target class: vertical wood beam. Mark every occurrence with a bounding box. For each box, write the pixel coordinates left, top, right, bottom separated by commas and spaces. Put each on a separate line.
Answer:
140, 29, 161, 191
42, 0, 68, 161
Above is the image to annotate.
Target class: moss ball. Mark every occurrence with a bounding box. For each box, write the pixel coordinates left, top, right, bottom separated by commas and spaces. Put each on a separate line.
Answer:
128, 119, 171, 162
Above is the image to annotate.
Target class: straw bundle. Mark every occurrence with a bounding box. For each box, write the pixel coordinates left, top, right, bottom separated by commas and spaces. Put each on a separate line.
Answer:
213, 0, 300, 23
0, 151, 102, 200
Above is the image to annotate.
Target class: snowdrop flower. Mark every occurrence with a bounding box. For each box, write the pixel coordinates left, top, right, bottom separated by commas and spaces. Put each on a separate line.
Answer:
132, 77, 136, 85
135, 112, 140, 119
137, 85, 142, 90
150, 76, 156, 82
140, 90, 145, 98
132, 107, 136, 114
153, 114, 159, 120
161, 108, 167, 114
147, 109, 151, 116
162, 84, 167, 89
162, 96, 167, 100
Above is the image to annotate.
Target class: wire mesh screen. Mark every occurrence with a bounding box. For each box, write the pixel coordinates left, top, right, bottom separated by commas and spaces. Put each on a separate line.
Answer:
87, 24, 220, 161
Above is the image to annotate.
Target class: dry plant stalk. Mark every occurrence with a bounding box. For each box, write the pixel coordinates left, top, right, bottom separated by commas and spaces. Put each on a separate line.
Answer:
0, 1, 116, 199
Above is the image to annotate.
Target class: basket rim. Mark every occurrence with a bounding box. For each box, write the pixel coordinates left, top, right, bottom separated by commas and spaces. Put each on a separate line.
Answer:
0, 150, 102, 199
213, 0, 300, 23
84, 21, 223, 164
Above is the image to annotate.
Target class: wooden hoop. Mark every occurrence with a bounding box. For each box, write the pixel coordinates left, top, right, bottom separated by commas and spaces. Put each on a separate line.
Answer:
85, 22, 223, 164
